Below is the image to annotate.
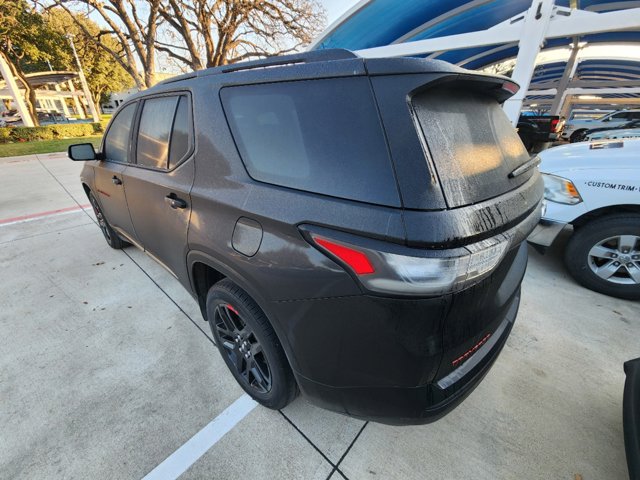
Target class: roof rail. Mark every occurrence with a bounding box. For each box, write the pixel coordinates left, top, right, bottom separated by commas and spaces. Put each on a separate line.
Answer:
155, 49, 358, 86
220, 49, 358, 74
156, 72, 197, 86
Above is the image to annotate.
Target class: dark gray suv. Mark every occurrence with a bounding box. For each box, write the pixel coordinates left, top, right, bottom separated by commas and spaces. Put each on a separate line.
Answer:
69, 49, 543, 425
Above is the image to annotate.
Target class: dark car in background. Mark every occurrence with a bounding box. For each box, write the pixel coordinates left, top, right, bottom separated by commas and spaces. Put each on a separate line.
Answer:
517, 112, 562, 152
68, 49, 543, 425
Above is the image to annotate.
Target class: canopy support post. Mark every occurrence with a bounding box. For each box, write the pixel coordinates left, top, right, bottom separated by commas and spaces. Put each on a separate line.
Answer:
503, 0, 556, 125
550, 38, 582, 115
68, 80, 86, 119
0, 54, 35, 127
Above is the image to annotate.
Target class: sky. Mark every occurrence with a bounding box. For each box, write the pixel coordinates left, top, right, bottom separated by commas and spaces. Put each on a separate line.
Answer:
321, 0, 359, 25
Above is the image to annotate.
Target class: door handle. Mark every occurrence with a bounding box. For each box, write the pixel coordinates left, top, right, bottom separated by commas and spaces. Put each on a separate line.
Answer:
112, 176, 122, 185
165, 194, 187, 209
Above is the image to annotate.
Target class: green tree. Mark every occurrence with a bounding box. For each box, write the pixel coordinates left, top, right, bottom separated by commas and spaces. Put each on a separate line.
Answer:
43, 8, 133, 111
0, 0, 67, 125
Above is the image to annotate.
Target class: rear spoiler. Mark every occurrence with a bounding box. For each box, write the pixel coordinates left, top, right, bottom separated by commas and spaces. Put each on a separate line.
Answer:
364, 57, 519, 103
410, 73, 520, 104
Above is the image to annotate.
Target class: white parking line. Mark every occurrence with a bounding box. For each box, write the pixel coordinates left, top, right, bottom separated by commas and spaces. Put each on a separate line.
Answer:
142, 394, 257, 480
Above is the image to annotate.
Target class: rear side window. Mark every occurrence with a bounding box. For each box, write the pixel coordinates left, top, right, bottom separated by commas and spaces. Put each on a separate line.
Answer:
221, 78, 400, 206
135, 95, 193, 170
136, 96, 179, 169
169, 96, 191, 169
610, 112, 629, 120
104, 103, 137, 163
412, 87, 531, 208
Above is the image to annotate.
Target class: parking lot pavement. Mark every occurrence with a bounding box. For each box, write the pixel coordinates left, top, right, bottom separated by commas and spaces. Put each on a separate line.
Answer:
1, 152, 638, 480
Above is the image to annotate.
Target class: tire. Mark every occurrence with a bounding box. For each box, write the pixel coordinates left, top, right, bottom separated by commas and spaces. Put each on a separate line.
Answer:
88, 192, 128, 249
521, 136, 534, 153
564, 214, 640, 300
569, 129, 587, 143
206, 279, 298, 409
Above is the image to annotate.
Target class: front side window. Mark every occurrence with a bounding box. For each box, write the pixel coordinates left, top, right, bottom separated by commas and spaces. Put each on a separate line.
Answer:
221, 77, 400, 206
136, 96, 179, 169
103, 103, 137, 162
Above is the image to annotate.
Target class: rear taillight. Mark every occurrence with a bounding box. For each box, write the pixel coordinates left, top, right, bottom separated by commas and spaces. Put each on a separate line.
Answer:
502, 81, 519, 95
313, 237, 375, 275
550, 118, 560, 133
309, 233, 510, 296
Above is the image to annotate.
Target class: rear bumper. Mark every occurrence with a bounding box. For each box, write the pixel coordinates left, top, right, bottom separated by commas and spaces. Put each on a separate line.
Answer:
295, 295, 517, 425
561, 130, 574, 140
531, 133, 557, 143
624, 358, 640, 480
527, 218, 567, 250
271, 243, 528, 425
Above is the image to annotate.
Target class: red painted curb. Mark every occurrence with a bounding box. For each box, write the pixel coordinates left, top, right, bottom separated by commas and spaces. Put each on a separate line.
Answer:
0, 204, 91, 225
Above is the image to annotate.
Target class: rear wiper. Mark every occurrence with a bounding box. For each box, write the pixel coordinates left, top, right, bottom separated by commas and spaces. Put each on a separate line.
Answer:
509, 155, 541, 178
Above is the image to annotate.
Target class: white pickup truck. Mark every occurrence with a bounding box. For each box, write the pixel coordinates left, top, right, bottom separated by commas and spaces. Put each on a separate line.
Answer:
528, 138, 640, 299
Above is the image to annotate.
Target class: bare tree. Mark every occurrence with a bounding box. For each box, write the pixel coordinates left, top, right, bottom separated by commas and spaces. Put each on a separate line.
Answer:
43, 0, 161, 88
38, 0, 325, 89
156, 0, 326, 70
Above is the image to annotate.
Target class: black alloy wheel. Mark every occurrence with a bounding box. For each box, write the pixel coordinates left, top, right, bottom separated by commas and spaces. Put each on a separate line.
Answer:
206, 279, 298, 409
88, 192, 127, 249
214, 303, 272, 394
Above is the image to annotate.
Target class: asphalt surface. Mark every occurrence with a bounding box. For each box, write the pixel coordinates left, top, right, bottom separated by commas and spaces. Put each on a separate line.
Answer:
1, 152, 638, 479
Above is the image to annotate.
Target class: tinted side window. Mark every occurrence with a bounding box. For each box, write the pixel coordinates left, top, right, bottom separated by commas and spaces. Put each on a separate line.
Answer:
104, 103, 137, 162
136, 96, 179, 169
169, 96, 191, 169
628, 112, 640, 120
610, 112, 628, 120
221, 78, 400, 207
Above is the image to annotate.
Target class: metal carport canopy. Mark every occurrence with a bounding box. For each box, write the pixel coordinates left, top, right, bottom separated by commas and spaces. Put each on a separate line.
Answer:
310, 0, 640, 122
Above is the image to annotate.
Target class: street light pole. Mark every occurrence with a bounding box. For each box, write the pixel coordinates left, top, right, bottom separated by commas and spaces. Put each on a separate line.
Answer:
66, 34, 100, 123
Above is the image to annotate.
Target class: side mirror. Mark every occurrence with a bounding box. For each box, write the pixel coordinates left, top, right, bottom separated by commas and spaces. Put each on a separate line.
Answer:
68, 143, 97, 161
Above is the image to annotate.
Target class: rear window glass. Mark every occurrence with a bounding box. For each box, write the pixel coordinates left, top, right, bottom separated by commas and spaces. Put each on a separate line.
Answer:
221, 78, 400, 206
412, 87, 531, 208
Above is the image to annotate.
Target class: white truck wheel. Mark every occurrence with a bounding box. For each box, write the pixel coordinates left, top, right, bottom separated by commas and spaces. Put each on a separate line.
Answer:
565, 214, 640, 300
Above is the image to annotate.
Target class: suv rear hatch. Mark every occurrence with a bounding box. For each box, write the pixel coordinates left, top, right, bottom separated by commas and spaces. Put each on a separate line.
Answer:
369, 61, 542, 391
368, 65, 542, 246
